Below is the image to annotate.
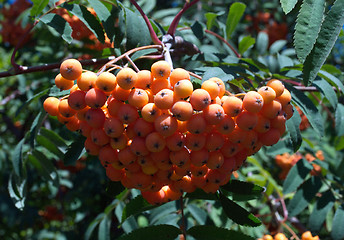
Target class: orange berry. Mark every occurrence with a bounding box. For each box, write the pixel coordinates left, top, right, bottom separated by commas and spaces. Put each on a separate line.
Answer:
190, 148, 209, 167
55, 73, 74, 90
58, 99, 76, 118
116, 67, 138, 90
154, 114, 178, 137
260, 100, 282, 119
262, 235, 273, 240
130, 171, 153, 190
161, 185, 182, 202
145, 89, 154, 102
79, 120, 92, 137
274, 233, 288, 240
177, 119, 188, 133
141, 189, 166, 205
77, 71, 97, 91
133, 118, 154, 137
276, 88, 291, 107
186, 113, 207, 134
216, 115, 235, 135
206, 151, 224, 169
227, 126, 247, 144
150, 78, 171, 94
174, 80, 193, 99
60, 58, 82, 80
258, 86, 276, 104
243, 91, 264, 113
70, 84, 80, 94
84, 137, 101, 155
118, 147, 137, 166
107, 98, 124, 117
85, 108, 105, 129
190, 164, 208, 177
222, 96, 243, 117
145, 132, 166, 152
99, 145, 118, 166
141, 103, 162, 122
259, 128, 280, 146
205, 131, 225, 151
220, 140, 242, 158
91, 128, 110, 146
191, 174, 207, 188
170, 68, 190, 87
68, 90, 86, 110
171, 100, 193, 121
96, 72, 117, 92
241, 130, 258, 149
235, 111, 258, 131
128, 88, 149, 108
85, 88, 107, 109
254, 115, 271, 133
65, 116, 80, 131
203, 104, 225, 125
154, 89, 175, 109
130, 137, 150, 156
283, 104, 294, 119
117, 104, 139, 124
218, 157, 235, 174
172, 175, 196, 193
266, 79, 285, 97
135, 70, 153, 89
43, 97, 60, 116
166, 131, 185, 151
189, 88, 211, 111
201, 80, 220, 100
206, 169, 226, 184
185, 132, 206, 151
76, 106, 91, 121
110, 134, 128, 150
112, 84, 131, 101
170, 147, 190, 167
103, 117, 124, 138
151, 60, 171, 81
209, 77, 226, 98
106, 166, 124, 182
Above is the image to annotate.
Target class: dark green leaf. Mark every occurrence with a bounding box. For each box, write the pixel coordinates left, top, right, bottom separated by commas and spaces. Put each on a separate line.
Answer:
294, 0, 325, 63
286, 84, 324, 136
48, 86, 70, 97
8, 173, 27, 210
280, 0, 298, 14
239, 36, 255, 55
185, 188, 218, 200
286, 105, 302, 151
117, 224, 181, 240
40, 13, 73, 43
63, 135, 86, 166
106, 181, 125, 198
283, 158, 313, 194
88, 0, 116, 42
124, 7, 152, 49
226, 2, 246, 39
187, 204, 208, 225
188, 225, 254, 240
61, 3, 105, 43
308, 190, 335, 231
36, 135, 64, 159
29, 110, 46, 148
98, 213, 111, 240
85, 214, 103, 240
287, 176, 322, 217
331, 204, 344, 240
39, 128, 67, 147
318, 70, 344, 93
12, 138, 25, 178
32, 149, 58, 183
16, 87, 49, 117
191, 21, 204, 40
335, 103, 344, 136
256, 31, 268, 55
31, 0, 49, 16
303, 0, 344, 85
221, 179, 264, 201
312, 78, 338, 109
219, 192, 261, 227
121, 195, 156, 223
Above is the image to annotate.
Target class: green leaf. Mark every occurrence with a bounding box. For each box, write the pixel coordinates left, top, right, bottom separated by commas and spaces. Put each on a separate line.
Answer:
185, 188, 218, 200
256, 31, 269, 55
280, 0, 298, 14
121, 195, 156, 223
335, 103, 344, 136
29, 110, 46, 148
63, 135, 86, 166
124, 7, 152, 49
8, 173, 27, 210
283, 158, 313, 194
36, 135, 64, 159
16, 88, 49, 117
286, 84, 324, 136
287, 176, 322, 217
187, 204, 208, 225
318, 70, 344, 93
312, 78, 338, 109
294, 0, 325, 63
226, 2, 246, 39
40, 13, 73, 43
205, 12, 218, 30
202, 67, 232, 83
117, 224, 181, 240
98, 213, 111, 240
39, 128, 67, 148
286, 105, 302, 151
187, 225, 254, 240
308, 190, 335, 231
303, 0, 344, 85
270, 40, 287, 54
331, 204, 344, 240
12, 138, 25, 178
219, 192, 261, 227
61, 3, 105, 43
220, 179, 264, 201
191, 21, 204, 40
239, 36, 255, 55
31, 0, 49, 16
88, 0, 116, 42
85, 214, 103, 240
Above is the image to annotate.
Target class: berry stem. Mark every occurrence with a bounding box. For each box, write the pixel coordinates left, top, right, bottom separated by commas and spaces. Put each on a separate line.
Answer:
167, 0, 200, 36
128, 0, 162, 45
179, 196, 187, 240
281, 221, 301, 240
125, 55, 140, 72
204, 29, 241, 58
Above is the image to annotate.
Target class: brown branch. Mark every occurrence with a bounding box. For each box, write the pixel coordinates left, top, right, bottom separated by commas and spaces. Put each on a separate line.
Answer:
179, 196, 187, 240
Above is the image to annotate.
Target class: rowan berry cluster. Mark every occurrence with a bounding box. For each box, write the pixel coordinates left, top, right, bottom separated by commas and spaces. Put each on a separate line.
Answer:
43, 58, 293, 205
275, 150, 324, 179
258, 231, 319, 240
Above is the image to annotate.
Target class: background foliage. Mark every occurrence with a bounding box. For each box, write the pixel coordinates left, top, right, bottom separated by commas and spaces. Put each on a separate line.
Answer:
1, 0, 344, 239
